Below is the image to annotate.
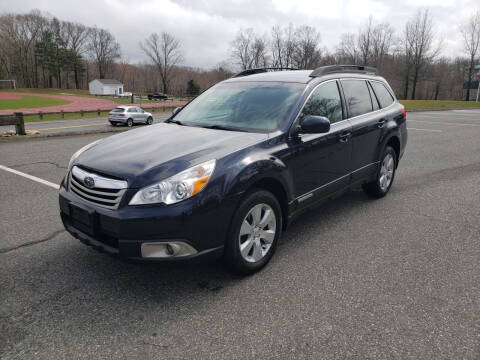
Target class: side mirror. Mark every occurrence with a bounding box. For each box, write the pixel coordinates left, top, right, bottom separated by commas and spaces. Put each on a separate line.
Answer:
300, 115, 330, 134
172, 107, 182, 116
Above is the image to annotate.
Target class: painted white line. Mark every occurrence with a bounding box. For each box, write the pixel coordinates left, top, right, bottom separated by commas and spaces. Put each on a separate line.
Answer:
0, 165, 60, 189
409, 120, 480, 127
407, 127, 442, 132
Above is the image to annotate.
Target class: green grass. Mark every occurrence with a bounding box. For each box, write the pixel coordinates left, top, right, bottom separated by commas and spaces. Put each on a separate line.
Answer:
0, 95, 70, 110
400, 100, 480, 111
0, 88, 90, 96
23, 111, 111, 123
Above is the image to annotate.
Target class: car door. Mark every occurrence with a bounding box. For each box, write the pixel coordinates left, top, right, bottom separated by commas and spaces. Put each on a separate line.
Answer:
136, 107, 147, 122
340, 79, 383, 184
285, 80, 353, 207
128, 107, 138, 122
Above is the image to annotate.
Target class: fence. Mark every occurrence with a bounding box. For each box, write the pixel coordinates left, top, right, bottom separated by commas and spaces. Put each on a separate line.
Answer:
0, 112, 25, 135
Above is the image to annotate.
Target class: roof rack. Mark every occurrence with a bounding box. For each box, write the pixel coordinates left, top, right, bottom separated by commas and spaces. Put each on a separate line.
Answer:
232, 67, 298, 78
310, 65, 379, 77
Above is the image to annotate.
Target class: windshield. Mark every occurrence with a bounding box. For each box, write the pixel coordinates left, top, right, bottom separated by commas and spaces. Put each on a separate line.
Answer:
172, 81, 304, 132
111, 108, 125, 113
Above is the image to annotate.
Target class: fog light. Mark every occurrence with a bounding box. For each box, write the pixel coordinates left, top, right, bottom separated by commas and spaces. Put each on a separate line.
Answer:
141, 241, 198, 258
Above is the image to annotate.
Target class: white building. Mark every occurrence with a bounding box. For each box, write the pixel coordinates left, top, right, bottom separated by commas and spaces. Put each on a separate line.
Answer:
88, 79, 124, 95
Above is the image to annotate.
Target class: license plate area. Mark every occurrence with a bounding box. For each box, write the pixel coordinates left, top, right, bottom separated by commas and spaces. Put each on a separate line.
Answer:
69, 203, 95, 235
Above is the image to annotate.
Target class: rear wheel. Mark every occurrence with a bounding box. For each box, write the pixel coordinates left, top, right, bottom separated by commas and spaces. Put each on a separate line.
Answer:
146, 116, 153, 125
127, 118, 133, 127
224, 190, 282, 275
363, 146, 396, 198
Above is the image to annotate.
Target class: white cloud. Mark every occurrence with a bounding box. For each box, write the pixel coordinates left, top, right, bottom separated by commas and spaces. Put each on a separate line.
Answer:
1, 0, 478, 68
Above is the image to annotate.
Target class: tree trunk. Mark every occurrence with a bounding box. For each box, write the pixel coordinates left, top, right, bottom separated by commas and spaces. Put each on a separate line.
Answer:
403, 70, 410, 99
411, 68, 419, 100
74, 64, 79, 89
465, 58, 473, 101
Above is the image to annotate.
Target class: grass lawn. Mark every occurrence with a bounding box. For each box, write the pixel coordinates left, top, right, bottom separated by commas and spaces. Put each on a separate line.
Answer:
400, 100, 480, 111
0, 95, 70, 110
0, 88, 90, 96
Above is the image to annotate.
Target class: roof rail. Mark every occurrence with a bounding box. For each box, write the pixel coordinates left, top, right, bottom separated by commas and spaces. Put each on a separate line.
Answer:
310, 65, 379, 77
233, 67, 298, 78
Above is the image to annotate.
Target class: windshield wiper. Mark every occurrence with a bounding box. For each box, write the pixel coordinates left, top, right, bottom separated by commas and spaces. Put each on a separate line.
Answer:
165, 119, 184, 125
198, 124, 247, 132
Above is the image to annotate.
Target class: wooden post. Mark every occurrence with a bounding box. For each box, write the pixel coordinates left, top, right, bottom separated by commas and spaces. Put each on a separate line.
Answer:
97, 109, 101, 116
14, 112, 26, 135
80, 110, 84, 117
61, 110, 64, 119
39, 111, 43, 120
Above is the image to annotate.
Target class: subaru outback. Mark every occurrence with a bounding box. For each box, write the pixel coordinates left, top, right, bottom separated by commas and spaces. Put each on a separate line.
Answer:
59, 65, 407, 274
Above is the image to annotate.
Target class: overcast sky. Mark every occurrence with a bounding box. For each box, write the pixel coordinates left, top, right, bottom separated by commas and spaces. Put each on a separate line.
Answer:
2, 0, 478, 69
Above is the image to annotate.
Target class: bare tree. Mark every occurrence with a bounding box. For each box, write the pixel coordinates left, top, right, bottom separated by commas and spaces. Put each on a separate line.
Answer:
404, 9, 439, 99
270, 24, 296, 68
358, 17, 374, 65
87, 27, 120, 79
292, 25, 322, 69
63, 21, 88, 88
140, 32, 183, 93
371, 22, 394, 67
230, 28, 268, 70
336, 33, 359, 64
460, 11, 480, 101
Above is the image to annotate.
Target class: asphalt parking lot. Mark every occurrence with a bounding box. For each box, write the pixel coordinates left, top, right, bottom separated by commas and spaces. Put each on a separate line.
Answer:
1, 109, 480, 359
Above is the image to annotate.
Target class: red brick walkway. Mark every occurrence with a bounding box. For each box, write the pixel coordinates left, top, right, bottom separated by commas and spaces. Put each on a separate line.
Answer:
0, 92, 187, 115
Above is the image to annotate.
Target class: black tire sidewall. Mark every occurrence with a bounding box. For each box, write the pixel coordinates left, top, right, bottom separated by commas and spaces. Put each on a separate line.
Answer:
147, 117, 153, 125
127, 119, 133, 127
226, 190, 282, 274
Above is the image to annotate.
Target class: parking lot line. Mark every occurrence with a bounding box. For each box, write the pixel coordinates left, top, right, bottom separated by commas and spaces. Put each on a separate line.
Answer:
407, 127, 442, 132
409, 120, 480, 127
0, 164, 60, 189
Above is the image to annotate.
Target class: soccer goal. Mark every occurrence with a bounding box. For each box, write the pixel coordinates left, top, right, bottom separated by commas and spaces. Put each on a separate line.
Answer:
0, 80, 16, 89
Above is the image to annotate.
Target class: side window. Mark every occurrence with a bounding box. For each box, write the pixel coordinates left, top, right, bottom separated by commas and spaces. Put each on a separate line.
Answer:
137, 107, 144, 113
341, 80, 373, 118
368, 83, 380, 111
371, 81, 395, 108
128, 108, 136, 113
300, 81, 343, 124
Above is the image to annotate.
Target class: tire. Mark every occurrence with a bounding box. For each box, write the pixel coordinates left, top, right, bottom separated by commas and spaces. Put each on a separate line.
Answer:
127, 118, 133, 127
109, 121, 116, 126
363, 146, 397, 198
224, 190, 282, 275
146, 117, 153, 125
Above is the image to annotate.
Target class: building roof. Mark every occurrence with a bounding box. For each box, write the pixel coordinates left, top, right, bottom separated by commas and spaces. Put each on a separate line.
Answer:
90, 79, 123, 85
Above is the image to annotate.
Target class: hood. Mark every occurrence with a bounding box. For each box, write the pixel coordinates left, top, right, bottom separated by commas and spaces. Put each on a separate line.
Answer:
75, 123, 268, 188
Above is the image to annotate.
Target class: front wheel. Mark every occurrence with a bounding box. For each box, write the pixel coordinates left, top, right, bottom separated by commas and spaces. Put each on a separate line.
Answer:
224, 190, 282, 275
146, 116, 153, 125
126, 118, 133, 127
363, 146, 397, 198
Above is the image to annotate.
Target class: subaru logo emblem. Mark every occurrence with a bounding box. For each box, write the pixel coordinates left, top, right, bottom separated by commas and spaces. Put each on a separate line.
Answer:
84, 176, 95, 188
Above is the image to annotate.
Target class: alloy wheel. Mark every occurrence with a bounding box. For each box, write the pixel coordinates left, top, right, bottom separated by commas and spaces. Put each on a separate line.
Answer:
238, 203, 276, 263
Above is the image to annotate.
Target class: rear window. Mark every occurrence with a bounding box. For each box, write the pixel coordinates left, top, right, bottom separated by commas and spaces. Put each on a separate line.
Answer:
371, 82, 395, 108
111, 108, 125, 113
341, 80, 373, 118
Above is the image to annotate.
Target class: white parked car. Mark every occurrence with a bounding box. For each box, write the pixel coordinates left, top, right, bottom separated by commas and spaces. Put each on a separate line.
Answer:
117, 92, 133, 98
108, 106, 154, 127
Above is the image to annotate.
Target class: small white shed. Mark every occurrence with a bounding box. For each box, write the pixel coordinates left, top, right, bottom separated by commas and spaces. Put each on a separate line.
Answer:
88, 79, 124, 95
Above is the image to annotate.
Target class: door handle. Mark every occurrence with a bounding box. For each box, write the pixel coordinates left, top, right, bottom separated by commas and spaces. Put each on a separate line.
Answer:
377, 118, 386, 128
338, 132, 351, 143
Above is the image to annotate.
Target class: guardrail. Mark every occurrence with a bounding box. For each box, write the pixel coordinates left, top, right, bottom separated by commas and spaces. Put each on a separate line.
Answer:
0, 112, 25, 135
20, 105, 178, 121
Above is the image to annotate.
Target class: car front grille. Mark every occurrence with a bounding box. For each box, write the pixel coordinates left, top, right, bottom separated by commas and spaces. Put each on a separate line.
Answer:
68, 166, 128, 210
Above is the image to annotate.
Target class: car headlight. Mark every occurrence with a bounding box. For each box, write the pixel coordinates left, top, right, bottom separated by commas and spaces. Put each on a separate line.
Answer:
67, 139, 102, 171
129, 159, 216, 205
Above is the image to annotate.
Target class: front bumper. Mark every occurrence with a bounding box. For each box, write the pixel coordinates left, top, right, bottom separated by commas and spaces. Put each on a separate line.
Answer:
59, 185, 234, 262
